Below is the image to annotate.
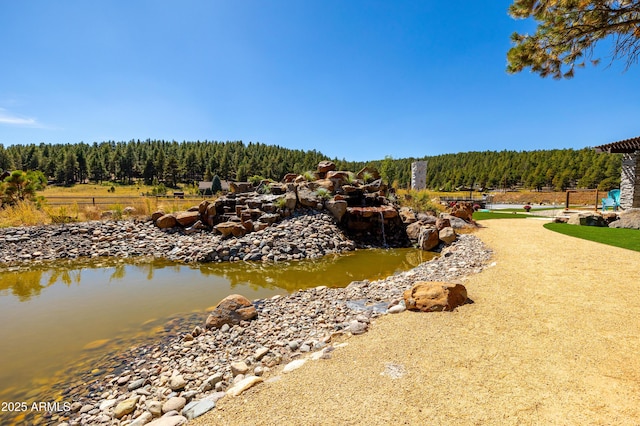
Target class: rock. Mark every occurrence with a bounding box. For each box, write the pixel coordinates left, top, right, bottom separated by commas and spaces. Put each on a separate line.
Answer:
284, 191, 297, 210
182, 399, 216, 420
230, 361, 249, 376
438, 227, 457, 244
114, 396, 139, 419
325, 199, 347, 222
297, 184, 322, 208
439, 213, 474, 229
226, 375, 264, 397
403, 281, 468, 312
398, 207, 417, 224
130, 411, 153, 426
127, 378, 146, 391
405, 221, 424, 241
214, 222, 247, 238
124, 206, 136, 215
254, 347, 270, 360
99, 399, 117, 411
609, 208, 640, 229
283, 359, 307, 373
162, 396, 186, 414
348, 320, 368, 335
146, 400, 163, 417
198, 200, 210, 215
387, 302, 406, 314
435, 217, 451, 231
151, 211, 166, 222
567, 212, 607, 227
205, 294, 258, 329
450, 202, 474, 222
156, 214, 177, 229
175, 211, 200, 227
229, 182, 254, 193
567, 212, 607, 226
418, 226, 440, 251
317, 160, 336, 173
168, 375, 187, 391
146, 416, 188, 426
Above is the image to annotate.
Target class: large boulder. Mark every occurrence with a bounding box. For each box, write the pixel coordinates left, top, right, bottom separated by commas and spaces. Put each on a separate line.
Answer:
229, 182, 254, 193
406, 221, 424, 241
214, 222, 247, 238
317, 160, 336, 173
398, 207, 417, 224
156, 214, 177, 229
151, 210, 166, 222
284, 192, 297, 210
439, 226, 457, 244
205, 294, 258, 329
418, 226, 440, 251
450, 202, 474, 222
325, 199, 347, 222
608, 209, 640, 229
403, 282, 467, 312
567, 212, 607, 227
297, 184, 322, 208
176, 211, 200, 227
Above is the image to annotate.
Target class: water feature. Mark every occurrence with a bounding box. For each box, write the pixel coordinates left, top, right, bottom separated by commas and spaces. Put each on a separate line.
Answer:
379, 211, 387, 248
0, 248, 435, 409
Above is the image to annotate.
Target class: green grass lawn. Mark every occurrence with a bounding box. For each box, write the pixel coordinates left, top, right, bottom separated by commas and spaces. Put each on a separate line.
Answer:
473, 211, 528, 220
544, 222, 640, 252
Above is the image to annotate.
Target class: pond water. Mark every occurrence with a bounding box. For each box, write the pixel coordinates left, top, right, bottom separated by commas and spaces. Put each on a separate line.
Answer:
0, 248, 434, 406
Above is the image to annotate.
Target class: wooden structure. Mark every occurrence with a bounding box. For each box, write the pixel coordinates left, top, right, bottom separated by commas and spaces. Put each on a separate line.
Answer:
595, 136, 640, 209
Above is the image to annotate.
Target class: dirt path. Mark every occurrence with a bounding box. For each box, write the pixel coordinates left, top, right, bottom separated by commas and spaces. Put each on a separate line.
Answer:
193, 219, 640, 425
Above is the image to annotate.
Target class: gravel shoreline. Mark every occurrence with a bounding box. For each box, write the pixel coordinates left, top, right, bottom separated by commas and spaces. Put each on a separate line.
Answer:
0, 210, 356, 269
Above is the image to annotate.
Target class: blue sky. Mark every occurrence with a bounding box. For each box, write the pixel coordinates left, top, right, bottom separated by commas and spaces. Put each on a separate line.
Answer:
1, 1, 639, 161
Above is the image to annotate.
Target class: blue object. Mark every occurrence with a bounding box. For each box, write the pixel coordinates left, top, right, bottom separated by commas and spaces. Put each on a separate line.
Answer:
602, 189, 621, 211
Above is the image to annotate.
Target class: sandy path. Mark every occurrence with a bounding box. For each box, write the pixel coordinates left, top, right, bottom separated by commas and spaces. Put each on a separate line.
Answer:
193, 219, 640, 425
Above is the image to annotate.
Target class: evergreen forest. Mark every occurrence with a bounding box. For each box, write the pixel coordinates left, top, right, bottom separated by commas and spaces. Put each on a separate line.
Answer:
0, 140, 622, 192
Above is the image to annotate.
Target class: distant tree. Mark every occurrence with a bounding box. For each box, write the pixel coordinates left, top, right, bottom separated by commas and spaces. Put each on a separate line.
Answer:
143, 158, 156, 185
508, 0, 640, 78
166, 157, 180, 187
62, 151, 77, 185
380, 155, 397, 188
1, 170, 46, 205
76, 149, 88, 183
211, 175, 222, 193
89, 153, 107, 183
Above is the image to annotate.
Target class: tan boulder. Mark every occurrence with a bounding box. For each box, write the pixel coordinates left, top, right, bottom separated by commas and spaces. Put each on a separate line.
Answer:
450, 202, 474, 222
325, 199, 347, 221
297, 185, 322, 208
156, 214, 177, 229
398, 207, 417, 224
205, 294, 258, 329
229, 182, 253, 193
439, 226, 457, 244
284, 192, 297, 210
282, 173, 299, 183
356, 166, 380, 181
317, 160, 336, 173
418, 226, 440, 251
151, 211, 166, 222
403, 282, 467, 312
315, 179, 335, 192
214, 222, 246, 238
176, 211, 200, 227
435, 217, 451, 231
198, 200, 210, 215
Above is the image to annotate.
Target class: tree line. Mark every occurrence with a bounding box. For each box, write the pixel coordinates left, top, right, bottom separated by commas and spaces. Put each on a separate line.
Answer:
0, 140, 621, 193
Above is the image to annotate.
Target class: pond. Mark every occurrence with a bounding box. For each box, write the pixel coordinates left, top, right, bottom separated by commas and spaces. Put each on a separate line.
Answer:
0, 248, 434, 408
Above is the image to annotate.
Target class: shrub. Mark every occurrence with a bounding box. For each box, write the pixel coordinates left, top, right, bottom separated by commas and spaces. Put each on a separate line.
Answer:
314, 188, 332, 200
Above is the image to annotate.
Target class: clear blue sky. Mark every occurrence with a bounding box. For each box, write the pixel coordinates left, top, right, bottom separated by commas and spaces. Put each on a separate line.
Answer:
1, 1, 639, 161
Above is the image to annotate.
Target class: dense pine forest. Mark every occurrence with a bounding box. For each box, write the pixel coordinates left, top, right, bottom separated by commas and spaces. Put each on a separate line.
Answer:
0, 140, 622, 192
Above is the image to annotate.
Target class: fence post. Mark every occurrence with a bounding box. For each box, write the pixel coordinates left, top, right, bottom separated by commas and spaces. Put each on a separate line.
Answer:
92, 197, 95, 206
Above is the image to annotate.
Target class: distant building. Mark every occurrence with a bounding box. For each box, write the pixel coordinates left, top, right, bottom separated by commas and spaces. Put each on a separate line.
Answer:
411, 161, 427, 190
198, 179, 230, 195
595, 136, 640, 209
